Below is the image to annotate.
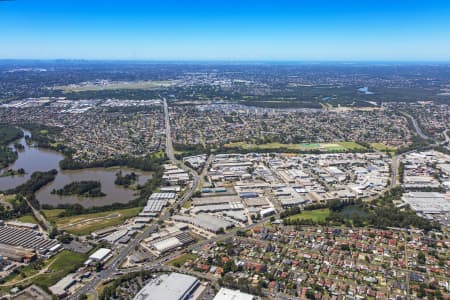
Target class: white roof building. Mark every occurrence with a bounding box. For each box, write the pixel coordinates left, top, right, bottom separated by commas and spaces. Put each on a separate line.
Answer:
133, 273, 199, 300
213, 288, 256, 300
49, 274, 76, 296
89, 248, 111, 262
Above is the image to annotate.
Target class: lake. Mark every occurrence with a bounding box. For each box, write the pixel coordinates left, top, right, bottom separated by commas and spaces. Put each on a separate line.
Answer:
0, 130, 152, 207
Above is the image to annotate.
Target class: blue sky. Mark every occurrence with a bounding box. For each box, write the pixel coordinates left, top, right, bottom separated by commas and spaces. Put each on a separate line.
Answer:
1, 0, 450, 60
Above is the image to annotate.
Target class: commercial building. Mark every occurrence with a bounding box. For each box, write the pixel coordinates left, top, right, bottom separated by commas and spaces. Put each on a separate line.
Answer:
172, 214, 234, 233
0, 243, 36, 262
260, 207, 276, 218
11, 285, 52, 300
401, 192, 450, 214
0, 226, 59, 255
84, 248, 112, 265
149, 232, 194, 255
213, 288, 256, 300
49, 274, 76, 297
141, 199, 168, 217
133, 273, 200, 300
5, 220, 38, 230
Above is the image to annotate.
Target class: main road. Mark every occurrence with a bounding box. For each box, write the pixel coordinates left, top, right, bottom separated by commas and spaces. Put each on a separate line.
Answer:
399, 111, 430, 140
390, 155, 400, 188
70, 98, 201, 299
163, 97, 200, 206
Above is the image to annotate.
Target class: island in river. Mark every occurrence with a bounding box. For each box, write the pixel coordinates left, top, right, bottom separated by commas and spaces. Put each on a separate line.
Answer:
51, 180, 106, 197
0, 129, 152, 208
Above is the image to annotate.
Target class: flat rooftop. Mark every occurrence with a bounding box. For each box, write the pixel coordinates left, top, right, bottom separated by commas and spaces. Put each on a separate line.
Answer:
213, 288, 256, 300
133, 273, 199, 300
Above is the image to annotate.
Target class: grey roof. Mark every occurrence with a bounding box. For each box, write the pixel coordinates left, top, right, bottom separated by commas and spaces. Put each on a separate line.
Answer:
0, 226, 58, 253
172, 213, 234, 232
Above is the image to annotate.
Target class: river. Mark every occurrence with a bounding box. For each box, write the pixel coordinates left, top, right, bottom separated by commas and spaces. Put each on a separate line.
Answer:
0, 129, 152, 207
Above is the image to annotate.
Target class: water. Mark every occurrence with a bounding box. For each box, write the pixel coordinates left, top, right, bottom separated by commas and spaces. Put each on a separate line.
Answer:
357, 87, 374, 95
0, 130, 152, 207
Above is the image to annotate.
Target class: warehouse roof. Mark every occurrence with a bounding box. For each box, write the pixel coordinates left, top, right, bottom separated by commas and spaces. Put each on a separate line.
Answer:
213, 288, 256, 300
89, 248, 111, 262
133, 273, 199, 300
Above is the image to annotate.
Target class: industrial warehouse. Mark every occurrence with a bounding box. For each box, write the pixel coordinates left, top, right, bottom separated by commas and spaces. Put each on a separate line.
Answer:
0, 224, 60, 262
133, 273, 203, 300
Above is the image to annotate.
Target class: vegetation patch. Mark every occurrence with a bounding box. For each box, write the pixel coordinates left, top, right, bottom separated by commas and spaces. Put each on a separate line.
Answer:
51, 180, 106, 197
371, 142, 397, 155
16, 214, 38, 224
114, 171, 138, 187
169, 253, 199, 267
4, 170, 58, 196
0, 124, 23, 169
0, 250, 87, 291
223, 141, 366, 152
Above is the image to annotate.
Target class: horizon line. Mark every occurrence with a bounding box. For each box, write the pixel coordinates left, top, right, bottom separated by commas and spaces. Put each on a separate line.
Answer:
1, 58, 450, 64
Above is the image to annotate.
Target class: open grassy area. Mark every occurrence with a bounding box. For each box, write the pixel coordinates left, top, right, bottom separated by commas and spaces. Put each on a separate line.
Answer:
31, 250, 87, 289
42, 207, 142, 235
4, 194, 19, 206
169, 253, 199, 267
55, 80, 177, 92
16, 214, 38, 224
370, 143, 397, 154
1, 250, 87, 291
286, 208, 330, 222
224, 141, 365, 152
335, 142, 366, 150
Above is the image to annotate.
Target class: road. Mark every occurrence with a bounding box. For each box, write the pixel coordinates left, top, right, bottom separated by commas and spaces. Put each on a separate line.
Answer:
71, 98, 201, 300
400, 111, 430, 140
163, 97, 176, 161
71, 224, 158, 299
444, 129, 450, 148
163, 97, 200, 206
390, 155, 400, 188
24, 197, 53, 232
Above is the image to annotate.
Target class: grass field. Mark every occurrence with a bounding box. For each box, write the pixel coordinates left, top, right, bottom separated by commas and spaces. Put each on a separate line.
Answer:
55, 80, 177, 92
169, 253, 199, 267
42, 207, 142, 235
17, 214, 38, 224
224, 141, 365, 152
1, 250, 87, 291
4, 194, 19, 206
370, 143, 397, 154
286, 208, 330, 222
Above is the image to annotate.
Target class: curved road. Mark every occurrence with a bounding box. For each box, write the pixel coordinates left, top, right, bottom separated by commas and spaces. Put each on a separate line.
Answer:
400, 111, 430, 140
444, 129, 450, 148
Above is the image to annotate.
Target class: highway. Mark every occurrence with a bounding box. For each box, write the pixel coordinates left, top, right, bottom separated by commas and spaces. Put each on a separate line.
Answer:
163, 97, 200, 206
71, 98, 201, 300
390, 155, 400, 188
444, 129, 450, 147
400, 111, 430, 140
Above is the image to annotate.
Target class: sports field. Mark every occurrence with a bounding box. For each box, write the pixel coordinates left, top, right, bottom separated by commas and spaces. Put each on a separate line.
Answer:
285, 208, 330, 222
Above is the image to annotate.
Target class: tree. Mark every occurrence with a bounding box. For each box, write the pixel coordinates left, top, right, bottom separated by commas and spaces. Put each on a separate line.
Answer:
417, 251, 426, 265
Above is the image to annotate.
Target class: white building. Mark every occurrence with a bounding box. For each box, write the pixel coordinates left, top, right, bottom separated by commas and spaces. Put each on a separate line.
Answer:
213, 288, 256, 300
